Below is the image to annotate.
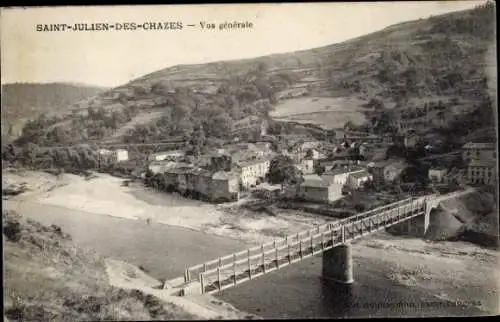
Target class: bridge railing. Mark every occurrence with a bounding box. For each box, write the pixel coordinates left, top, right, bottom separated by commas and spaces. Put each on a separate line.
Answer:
343, 199, 427, 241
183, 222, 335, 283
197, 226, 345, 294
327, 196, 415, 230
181, 195, 435, 293
196, 199, 428, 294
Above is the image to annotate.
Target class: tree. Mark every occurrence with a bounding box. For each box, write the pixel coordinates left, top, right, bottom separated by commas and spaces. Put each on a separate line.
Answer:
188, 122, 206, 157
368, 98, 385, 110
2, 143, 19, 163
210, 112, 233, 139
176, 117, 194, 138
22, 143, 40, 165
354, 203, 366, 212
344, 121, 355, 131
266, 155, 301, 185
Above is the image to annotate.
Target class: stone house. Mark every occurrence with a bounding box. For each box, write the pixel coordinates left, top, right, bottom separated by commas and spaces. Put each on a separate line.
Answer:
114, 149, 129, 162
211, 171, 240, 202
346, 170, 373, 189
321, 166, 365, 186
98, 148, 128, 165
296, 175, 342, 204
295, 159, 314, 174
466, 160, 496, 185
230, 115, 268, 139
235, 157, 271, 189
367, 159, 409, 186
404, 133, 420, 148
156, 164, 239, 202
149, 150, 185, 162
462, 142, 496, 163
428, 167, 448, 183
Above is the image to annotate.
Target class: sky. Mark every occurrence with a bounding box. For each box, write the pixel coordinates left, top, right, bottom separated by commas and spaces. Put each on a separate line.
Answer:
1, 1, 484, 88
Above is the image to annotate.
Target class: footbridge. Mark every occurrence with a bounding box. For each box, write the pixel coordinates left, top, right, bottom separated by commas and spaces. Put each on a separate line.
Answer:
166, 189, 474, 296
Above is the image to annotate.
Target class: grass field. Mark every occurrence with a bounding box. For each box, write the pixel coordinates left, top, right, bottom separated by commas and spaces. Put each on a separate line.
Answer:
270, 96, 367, 130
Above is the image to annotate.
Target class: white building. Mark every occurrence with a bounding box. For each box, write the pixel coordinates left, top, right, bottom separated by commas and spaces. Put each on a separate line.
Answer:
321, 166, 366, 186
149, 150, 185, 162
235, 158, 271, 189
295, 159, 314, 174
462, 142, 496, 162
295, 175, 342, 204
428, 168, 448, 183
466, 160, 496, 185
346, 170, 373, 189
98, 148, 128, 163
114, 149, 129, 162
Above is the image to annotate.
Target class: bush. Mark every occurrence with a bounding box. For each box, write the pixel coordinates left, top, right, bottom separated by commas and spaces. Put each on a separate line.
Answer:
354, 204, 366, 212
3, 219, 22, 242
3, 211, 22, 242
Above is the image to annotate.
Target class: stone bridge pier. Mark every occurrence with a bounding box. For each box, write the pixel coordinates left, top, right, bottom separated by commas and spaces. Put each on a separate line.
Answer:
385, 198, 441, 238
322, 197, 442, 284
322, 243, 354, 284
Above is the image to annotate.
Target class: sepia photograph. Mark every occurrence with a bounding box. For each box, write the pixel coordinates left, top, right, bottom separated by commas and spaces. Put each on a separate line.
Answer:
1, 1, 498, 320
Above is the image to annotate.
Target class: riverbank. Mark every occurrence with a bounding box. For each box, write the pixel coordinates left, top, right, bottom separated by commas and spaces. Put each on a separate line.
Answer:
3, 169, 499, 316
4, 169, 332, 245
3, 210, 258, 320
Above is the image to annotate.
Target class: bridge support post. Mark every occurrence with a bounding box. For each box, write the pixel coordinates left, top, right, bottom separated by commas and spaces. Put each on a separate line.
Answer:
322, 243, 354, 284
423, 201, 431, 237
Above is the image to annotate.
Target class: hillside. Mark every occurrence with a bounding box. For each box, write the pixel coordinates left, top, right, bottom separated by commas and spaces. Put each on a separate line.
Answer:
3, 210, 258, 321
8, 2, 496, 151
1, 83, 106, 141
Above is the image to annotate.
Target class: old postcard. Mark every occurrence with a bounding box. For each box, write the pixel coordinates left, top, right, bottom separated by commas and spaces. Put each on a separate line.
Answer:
1, 1, 498, 320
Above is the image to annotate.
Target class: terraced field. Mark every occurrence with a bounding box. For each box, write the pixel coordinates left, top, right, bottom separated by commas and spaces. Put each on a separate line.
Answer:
270, 96, 367, 130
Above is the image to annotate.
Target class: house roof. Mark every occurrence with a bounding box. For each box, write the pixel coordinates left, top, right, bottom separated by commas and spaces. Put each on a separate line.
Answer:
462, 142, 496, 150
429, 167, 448, 172
323, 166, 364, 176
348, 170, 371, 179
299, 141, 321, 150
149, 161, 183, 174
384, 161, 410, 174
236, 157, 271, 168
167, 166, 195, 175
233, 115, 262, 128
469, 160, 497, 168
98, 149, 112, 155
303, 174, 321, 180
368, 160, 394, 168
212, 171, 238, 180
301, 175, 330, 188
151, 150, 185, 157
257, 183, 281, 191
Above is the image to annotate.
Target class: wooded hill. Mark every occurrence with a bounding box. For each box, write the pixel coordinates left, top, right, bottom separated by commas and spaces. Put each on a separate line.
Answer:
1, 83, 106, 142
7, 2, 496, 153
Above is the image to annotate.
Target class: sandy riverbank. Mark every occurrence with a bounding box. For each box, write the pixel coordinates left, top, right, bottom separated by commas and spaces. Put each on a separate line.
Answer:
5, 170, 331, 245
104, 259, 258, 319
3, 170, 499, 315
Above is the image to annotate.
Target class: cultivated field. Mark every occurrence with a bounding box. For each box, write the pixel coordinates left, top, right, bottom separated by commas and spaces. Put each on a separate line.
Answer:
106, 108, 166, 141
270, 96, 367, 130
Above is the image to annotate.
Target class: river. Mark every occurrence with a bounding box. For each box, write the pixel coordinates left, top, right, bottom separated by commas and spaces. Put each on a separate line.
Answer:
4, 199, 486, 318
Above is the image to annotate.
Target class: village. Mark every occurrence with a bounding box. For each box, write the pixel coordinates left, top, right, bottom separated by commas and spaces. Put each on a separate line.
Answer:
91, 113, 496, 219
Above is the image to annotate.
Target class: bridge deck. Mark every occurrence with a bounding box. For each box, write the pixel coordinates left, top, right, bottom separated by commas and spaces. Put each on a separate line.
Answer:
176, 195, 433, 295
